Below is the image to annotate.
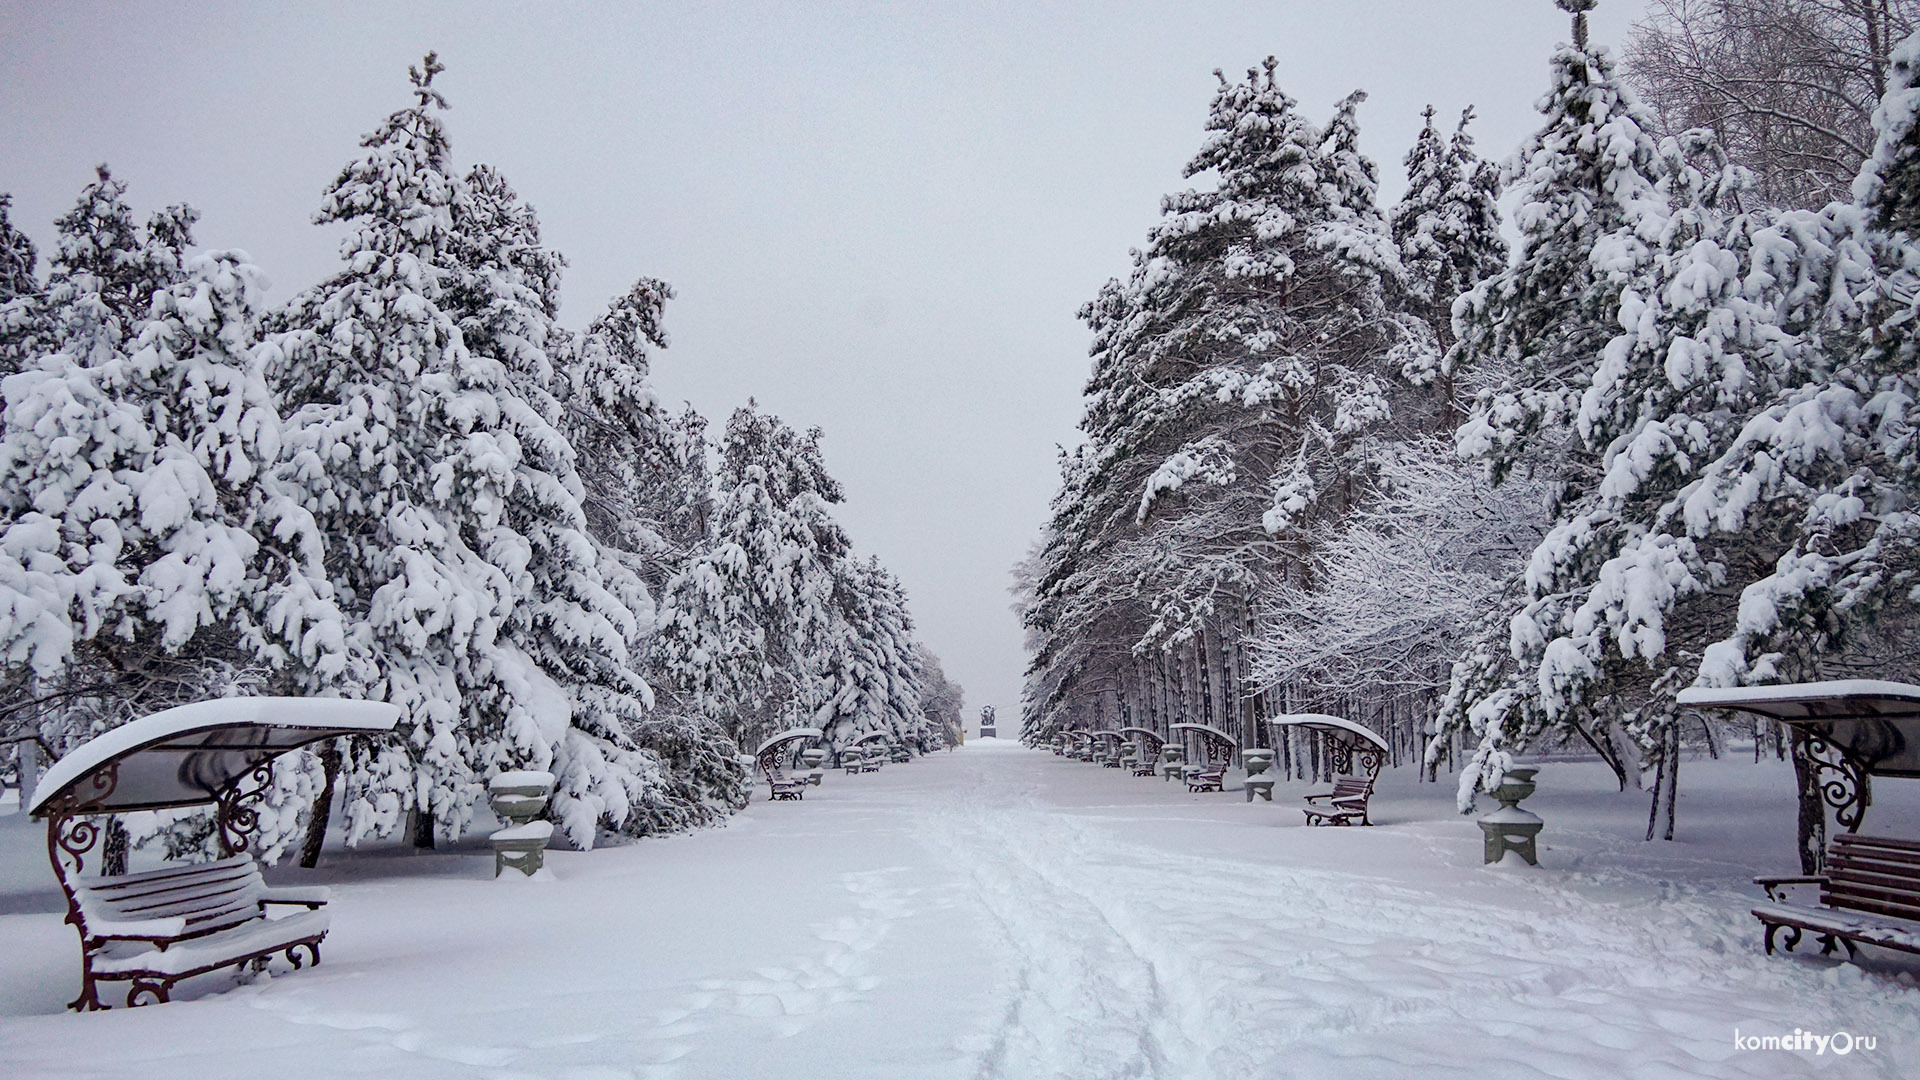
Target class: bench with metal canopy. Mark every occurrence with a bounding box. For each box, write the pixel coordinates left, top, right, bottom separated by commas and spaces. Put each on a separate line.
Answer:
1169, 722, 1237, 792
1267, 714, 1388, 826
1679, 680, 1920, 964
845, 729, 891, 773
1119, 727, 1165, 776
1092, 730, 1126, 768
753, 727, 823, 801
1064, 730, 1095, 762
26, 697, 401, 1010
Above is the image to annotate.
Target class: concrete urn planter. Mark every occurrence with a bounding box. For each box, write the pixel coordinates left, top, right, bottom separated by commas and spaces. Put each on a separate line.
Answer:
488, 770, 556, 878
1479, 767, 1543, 866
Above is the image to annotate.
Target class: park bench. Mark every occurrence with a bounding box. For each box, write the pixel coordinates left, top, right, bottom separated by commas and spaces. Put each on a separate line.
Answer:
1301, 776, 1375, 826
1132, 759, 1157, 777
1752, 833, 1920, 960
764, 767, 808, 800
65, 853, 330, 1008
1185, 763, 1226, 793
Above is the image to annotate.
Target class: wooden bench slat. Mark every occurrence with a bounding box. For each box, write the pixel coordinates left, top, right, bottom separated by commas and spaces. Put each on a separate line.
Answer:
75, 854, 256, 892
1834, 834, 1920, 855
1825, 889, 1920, 923
1825, 867, 1920, 896
97, 869, 259, 911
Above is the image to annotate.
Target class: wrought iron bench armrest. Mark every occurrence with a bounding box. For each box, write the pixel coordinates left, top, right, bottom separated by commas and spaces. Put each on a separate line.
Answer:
1753, 875, 1826, 902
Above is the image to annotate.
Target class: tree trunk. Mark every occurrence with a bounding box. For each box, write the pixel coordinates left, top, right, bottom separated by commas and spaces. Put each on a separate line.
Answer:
297, 740, 342, 869
103, 816, 129, 876
1791, 734, 1828, 875
410, 806, 436, 850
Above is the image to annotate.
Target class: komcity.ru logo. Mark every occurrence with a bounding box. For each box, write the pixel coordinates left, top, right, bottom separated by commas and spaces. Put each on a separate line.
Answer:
1733, 1028, 1877, 1055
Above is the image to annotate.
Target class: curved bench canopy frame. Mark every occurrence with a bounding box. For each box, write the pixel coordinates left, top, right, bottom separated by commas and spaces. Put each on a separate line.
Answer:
1679, 680, 1920, 832
849, 729, 893, 749
1266, 713, 1388, 779
753, 727, 823, 773
1168, 722, 1238, 761
30, 698, 401, 822
1068, 729, 1095, 747
1091, 730, 1124, 745
1117, 726, 1165, 751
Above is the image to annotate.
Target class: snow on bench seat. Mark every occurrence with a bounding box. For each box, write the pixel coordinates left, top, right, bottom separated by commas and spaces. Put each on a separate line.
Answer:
1752, 833, 1920, 960
64, 853, 331, 1007
92, 909, 331, 976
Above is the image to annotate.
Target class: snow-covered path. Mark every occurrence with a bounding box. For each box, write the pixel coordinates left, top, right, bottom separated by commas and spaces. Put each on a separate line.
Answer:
3, 740, 1917, 1078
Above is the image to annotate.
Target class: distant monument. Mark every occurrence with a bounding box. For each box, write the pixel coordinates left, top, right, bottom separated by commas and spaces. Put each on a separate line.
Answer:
979, 705, 997, 739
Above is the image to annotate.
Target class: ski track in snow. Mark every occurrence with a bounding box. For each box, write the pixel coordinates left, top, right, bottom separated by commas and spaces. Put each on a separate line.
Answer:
910, 750, 1915, 1080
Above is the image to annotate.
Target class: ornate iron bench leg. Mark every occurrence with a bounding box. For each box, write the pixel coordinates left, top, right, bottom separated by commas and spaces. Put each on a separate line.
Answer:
1763, 922, 1801, 955
127, 978, 171, 1007
69, 967, 105, 1012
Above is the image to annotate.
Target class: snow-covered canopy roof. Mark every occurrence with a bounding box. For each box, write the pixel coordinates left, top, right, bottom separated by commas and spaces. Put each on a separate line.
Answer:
1266, 713, 1390, 754
1118, 726, 1164, 744
850, 730, 893, 747
1678, 681, 1920, 778
1168, 723, 1238, 750
1090, 730, 1124, 743
752, 727, 824, 760
29, 697, 401, 817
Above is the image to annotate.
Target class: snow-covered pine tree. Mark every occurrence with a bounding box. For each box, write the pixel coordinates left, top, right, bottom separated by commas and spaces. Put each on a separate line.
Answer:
1024, 59, 1411, 744
1433, 1, 1863, 836
271, 54, 542, 847
1437, 0, 1675, 801
1681, 28, 1920, 691
551, 292, 746, 824
812, 555, 923, 751
655, 403, 849, 750
1389, 106, 1507, 404
442, 159, 702, 845
0, 241, 355, 860
0, 193, 40, 375
39, 167, 197, 372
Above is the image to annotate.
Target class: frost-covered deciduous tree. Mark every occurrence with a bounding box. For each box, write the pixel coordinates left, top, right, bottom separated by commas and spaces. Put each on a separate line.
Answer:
1625, 0, 1920, 208
1250, 438, 1549, 703
912, 641, 965, 747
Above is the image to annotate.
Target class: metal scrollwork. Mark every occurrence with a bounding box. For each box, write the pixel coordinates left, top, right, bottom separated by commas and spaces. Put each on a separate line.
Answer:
51, 814, 103, 877
1356, 747, 1384, 779
1800, 730, 1873, 832
1328, 740, 1353, 776
215, 760, 276, 856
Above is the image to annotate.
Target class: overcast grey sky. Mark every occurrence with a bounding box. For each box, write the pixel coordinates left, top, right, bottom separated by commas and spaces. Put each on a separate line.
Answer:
2, 0, 1645, 727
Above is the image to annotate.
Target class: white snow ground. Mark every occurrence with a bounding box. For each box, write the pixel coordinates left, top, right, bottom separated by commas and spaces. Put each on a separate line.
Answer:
3, 738, 1918, 1079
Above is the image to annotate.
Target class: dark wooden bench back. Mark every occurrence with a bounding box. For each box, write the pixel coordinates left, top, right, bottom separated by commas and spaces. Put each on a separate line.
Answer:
1329, 777, 1372, 801
1824, 834, 1920, 924
76, 854, 266, 940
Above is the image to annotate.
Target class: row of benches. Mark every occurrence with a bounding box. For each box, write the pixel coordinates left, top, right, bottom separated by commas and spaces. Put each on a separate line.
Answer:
1072, 750, 1378, 827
